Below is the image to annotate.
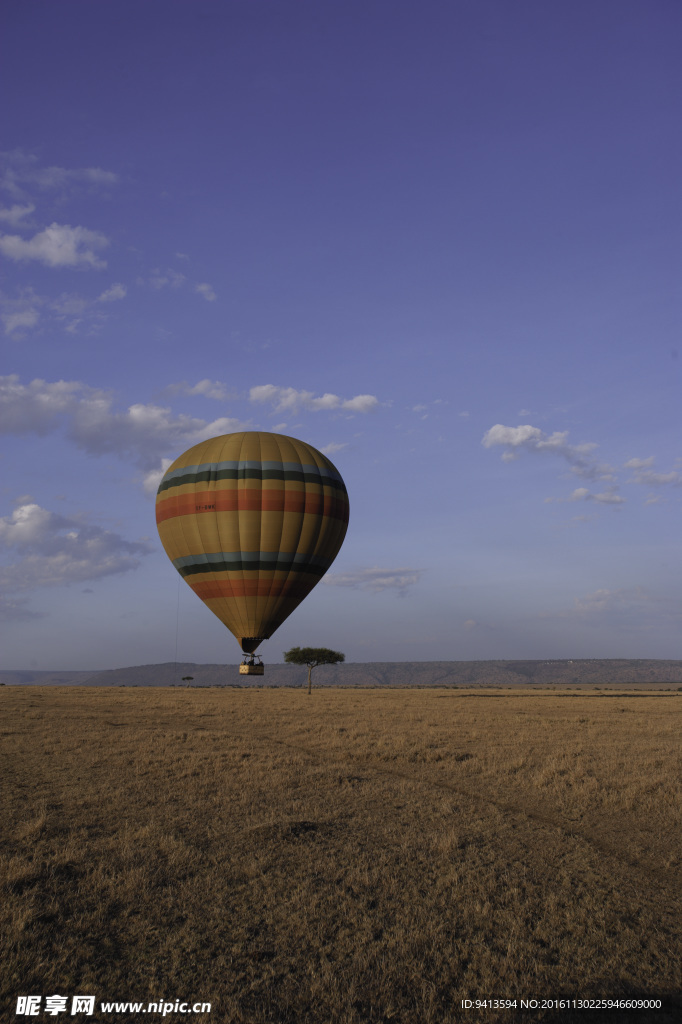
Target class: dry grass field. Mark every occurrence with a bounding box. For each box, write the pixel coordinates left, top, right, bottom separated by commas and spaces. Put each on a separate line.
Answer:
1, 685, 680, 1023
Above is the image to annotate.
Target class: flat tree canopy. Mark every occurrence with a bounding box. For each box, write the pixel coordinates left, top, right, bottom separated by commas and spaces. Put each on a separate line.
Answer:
283, 647, 345, 693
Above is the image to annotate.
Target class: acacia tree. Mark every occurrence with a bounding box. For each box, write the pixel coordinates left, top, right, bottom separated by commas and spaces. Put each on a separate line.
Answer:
283, 647, 345, 694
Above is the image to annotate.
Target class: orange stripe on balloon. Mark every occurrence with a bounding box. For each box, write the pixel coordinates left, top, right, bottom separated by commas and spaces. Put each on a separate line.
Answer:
156, 488, 349, 524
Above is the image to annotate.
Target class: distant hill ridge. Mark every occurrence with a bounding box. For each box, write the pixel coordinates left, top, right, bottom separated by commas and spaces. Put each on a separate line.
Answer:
1, 659, 681, 687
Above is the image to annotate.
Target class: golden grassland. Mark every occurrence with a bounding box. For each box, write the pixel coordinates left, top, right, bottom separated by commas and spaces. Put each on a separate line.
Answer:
1, 685, 680, 1024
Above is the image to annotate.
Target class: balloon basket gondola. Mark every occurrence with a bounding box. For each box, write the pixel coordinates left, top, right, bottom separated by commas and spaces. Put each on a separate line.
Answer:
239, 655, 264, 676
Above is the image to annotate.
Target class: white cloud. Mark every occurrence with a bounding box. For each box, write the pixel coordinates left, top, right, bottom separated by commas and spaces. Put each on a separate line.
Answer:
322, 566, 423, 596
590, 489, 625, 504
165, 379, 229, 400
320, 442, 348, 455
0, 151, 119, 200
3, 307, 39, 335
0, 286, 44, 338
0, 375, 85, 433
567, 464, 616, 482
0, 375, 251, 473
572, 586, 650, 617
40, 290, 115, 335
98, 283, 127, 302
0, 222, 109, 268
0, 203, 35, 226
625, 457, 682, 488
145, 268, 185, 290
546, 487, 625, 505
195, 282, 216, 301
0, 502, 152, 598
342, 394, 380, 413
186, 379, 226, 400
482, 423, 613, 480
0, 502, 52, 546
142, 459, 174, 495
68, 398, 247, 470
0, 595, 46, 621
483, 423, 596, 457
31, 165, 118, 190
639, 470, 682, 485
49, 295, 101, 335
51, 293, 89, 317
250, 385, 379, 415
538, 585, 681, 631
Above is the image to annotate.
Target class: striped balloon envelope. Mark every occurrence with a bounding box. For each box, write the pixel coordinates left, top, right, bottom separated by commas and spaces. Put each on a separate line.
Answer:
155, 431, 349, 654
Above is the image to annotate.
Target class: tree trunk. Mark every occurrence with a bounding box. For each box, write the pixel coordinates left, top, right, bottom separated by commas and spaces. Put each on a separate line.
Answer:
307, 665, 312, 695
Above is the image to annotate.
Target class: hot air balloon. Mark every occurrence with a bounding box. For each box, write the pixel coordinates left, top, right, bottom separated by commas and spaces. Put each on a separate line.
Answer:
155, 431, 349, 671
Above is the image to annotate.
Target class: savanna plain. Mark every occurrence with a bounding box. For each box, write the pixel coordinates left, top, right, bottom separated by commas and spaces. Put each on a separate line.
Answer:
1, 684, 680, 1024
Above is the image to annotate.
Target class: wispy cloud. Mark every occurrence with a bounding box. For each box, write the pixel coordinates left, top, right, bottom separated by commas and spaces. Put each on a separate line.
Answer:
142, 267, 186, 290
50, 293, 90, 317
0, 595, 46, 621
0, 222, 109, 268
0, 150, 118, 200
0, 203, 35, 226
185, 379, 227, 400
97, 283, 127, 302
138, 272, 219, 302
0, 287, 43, 336
625, 457, 682, 487
1, 284, 126, 337
494, 434, 680, 506
545, 486, 625, 505
250, 385, 379, 415
538, 585, 662, 626
195, 282, 216, 301
572, 587, 650, 616
3, 307, 40, 334
538, 585, 681, 634
319, 442, 348, 455
166, 379, 230, 400
322, 566, 423, 596
482, 422, 614, 481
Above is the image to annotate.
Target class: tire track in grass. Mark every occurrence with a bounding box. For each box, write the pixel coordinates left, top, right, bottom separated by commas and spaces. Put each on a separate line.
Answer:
238, 728, 680, 894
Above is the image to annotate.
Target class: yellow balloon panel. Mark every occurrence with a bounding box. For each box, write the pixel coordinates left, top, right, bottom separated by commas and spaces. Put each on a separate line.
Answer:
155, 432, 349, 653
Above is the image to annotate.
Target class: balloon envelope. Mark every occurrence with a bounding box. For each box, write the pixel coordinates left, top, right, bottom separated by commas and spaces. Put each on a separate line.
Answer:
155, 431, 349, 653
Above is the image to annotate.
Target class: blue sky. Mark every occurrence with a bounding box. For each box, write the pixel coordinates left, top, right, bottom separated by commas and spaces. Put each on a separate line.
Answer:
1, 0, 680, 670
